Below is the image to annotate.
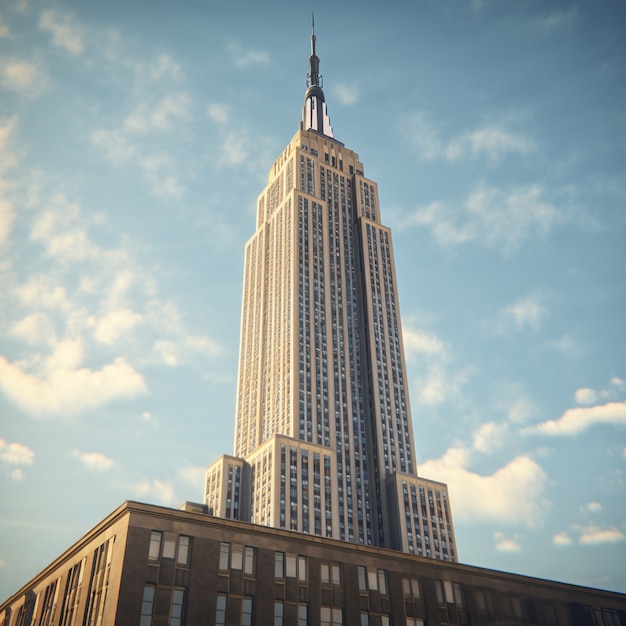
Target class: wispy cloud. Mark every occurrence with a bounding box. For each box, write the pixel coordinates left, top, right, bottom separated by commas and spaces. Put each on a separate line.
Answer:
0, 17, 10, 38
1, 59, 45, 95
498, 294, 547, 334
525, 401, 626, 436
402, 112, 536, 165
472, 421, 508, 453
133, 478, 176, 505
334, 83, 360, 106
577, 524, 624, 546
0, 185, 221, 418
0, 347, 147, 418
38, 9, 84, 55
574, 378, 624, 406
399, 181, 577, 256
0, 117, 18, 245
207, 102, 231, 125
0, 438, 35, 481
494, 531, 522, 552
228, 42, 270, 69
402, 326, 470, 406
419, 447, 548, 526
553, 531, 573, 546
74, 450, 115, 472
536, 7, 579, 34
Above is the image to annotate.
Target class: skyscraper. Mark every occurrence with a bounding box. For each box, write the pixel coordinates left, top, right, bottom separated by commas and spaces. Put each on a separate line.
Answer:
205, 22, 457, 561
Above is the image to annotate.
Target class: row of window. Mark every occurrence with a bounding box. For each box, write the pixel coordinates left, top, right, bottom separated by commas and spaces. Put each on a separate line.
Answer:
148, 531, 191, 566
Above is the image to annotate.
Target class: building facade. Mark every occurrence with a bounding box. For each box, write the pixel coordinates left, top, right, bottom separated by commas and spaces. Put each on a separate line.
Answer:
205, 22, 456, 561
2, 501, 625, 626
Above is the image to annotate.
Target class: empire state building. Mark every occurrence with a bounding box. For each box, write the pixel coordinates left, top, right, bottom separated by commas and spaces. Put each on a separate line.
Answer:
205, 23, 457, 561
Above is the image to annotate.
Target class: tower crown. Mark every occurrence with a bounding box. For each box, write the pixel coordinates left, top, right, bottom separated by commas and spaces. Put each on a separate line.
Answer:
302, 15, 334, 138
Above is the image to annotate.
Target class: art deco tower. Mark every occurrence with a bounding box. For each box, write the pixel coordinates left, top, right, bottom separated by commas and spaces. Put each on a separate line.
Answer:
205, 23, 457, 561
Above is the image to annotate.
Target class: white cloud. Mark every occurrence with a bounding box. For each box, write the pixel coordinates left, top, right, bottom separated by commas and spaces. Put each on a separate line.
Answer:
0, 438, 35, 466
553, 531, 572, 546
94, 309, 142, 345
575, 388, 598, 405
499, 294, 547, 333
147, 54, 184, 84
494, 532, 521, 552
0, 352, 147, 418
0, 438, 34, 481
178, 465, 206, 487
91, 129, 135, 164
402, 182, 569, 256
228, 42, 270, 69
403, 329, 445, 360
74, 450, 114, 472
39, 10, 84, 55
496, 384, 535, 424
525, 401, 626, 436
457, 126, 536, 164
419, 447, 548, 526
1, 60, 41, 92
584, 501, 602, 513
577, 524, 624, 546
207, 103, 231, 125
417, 363, 469, 406
139, 154, 185, 198
403, 112, 536, 164
611, 377, 624, 388
10, 313, 56, 345
472, 421, 508, 453
133, 479, 175, 505
0, 18, 10, 38
334, 83, 360, 106
544, 334, 583, 358
0, 117, 18, 245
124, 93, 192, 134
402, 326, 469, 407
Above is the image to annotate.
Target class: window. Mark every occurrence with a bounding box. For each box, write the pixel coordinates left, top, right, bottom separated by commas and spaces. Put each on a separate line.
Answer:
357, 566, 367, 592
321, 563, 341, 585
215, 594, 227, 626
381, 617, 390, 626
406, 620, 424, 626
140, 586, 155, 626
169, 589, 185, 626
436, 580, 463, 607
321, 607, 342, 625
378, 570, 387, 595
358, 566, 385, 593
219, 543, 229, 571
361, 613, 370, 626
177, 536, 191, 566
148, 532, 161, 560
242, 597, 253, 626
244, 546, 255, 575
274, 601, 284, 626
275, 552, 284, 578
163, 537, 176, 559
231, 545, 243, 570
403, 578, 420, 598
298, 605, 307, 626
367, 570, 378, 591
285, 553, 306, 580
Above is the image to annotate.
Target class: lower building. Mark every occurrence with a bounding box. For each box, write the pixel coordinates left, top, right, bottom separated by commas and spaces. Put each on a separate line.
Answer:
1, 500, 624, 626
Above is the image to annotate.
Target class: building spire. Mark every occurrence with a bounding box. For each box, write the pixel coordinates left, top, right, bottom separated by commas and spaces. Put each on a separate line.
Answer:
307, 13, 320, 88
302, 14, 334, 138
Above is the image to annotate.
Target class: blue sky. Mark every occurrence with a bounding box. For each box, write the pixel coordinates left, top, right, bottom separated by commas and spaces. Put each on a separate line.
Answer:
1, 0, 625, 599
